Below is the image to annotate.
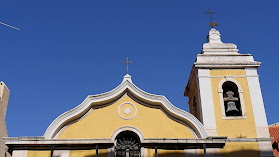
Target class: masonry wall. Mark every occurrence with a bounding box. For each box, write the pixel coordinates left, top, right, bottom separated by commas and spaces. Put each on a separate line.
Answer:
0, 81, 10, 157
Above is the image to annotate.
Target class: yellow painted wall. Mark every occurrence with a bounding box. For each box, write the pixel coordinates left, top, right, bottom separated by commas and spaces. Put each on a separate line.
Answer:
210, 70, 259, 157
147, 149, 185, 157
27, 94, 196, 157
210, 69, 257, 138
70, 149, 107, 157
27, 151, 50, 157
58, 94, 194, 139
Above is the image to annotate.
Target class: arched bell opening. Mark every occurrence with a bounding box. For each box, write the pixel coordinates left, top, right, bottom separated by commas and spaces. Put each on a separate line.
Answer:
222, 81, 242, 116
114, 131, 141, 157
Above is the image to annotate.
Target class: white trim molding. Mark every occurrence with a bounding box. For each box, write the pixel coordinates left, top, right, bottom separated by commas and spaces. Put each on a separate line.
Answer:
53, 150, 70, 157
217, 77, 247, 119
110, 126, 144, 143
245, 69, 269, 137
245, 68, 272, 156
43, 74, 208, 139
12, 150, 27, 157
197, 69, 217, 136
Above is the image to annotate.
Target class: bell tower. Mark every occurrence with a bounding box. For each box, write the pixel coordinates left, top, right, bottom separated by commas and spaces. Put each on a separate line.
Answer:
185, 28, 273, 156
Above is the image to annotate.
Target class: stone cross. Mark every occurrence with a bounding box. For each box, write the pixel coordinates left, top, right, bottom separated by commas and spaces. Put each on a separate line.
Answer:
122, 57, 133, 74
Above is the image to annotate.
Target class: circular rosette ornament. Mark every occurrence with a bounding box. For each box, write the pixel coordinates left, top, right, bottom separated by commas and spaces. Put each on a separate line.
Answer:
118, 102, 137, 120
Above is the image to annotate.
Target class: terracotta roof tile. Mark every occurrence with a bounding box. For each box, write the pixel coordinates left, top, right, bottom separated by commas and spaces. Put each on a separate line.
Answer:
269, 126, 279, 157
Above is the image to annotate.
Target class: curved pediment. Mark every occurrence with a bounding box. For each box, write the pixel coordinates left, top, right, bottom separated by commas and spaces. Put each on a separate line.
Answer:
44, 74, 208, 139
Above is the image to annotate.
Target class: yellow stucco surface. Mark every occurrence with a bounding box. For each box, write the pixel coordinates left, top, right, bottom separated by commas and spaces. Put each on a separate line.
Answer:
70, 149, 107, 157
210, 70, 257, 138
27, 151, 50, 157
27, 70, 262, 157
25, 94, 197, 157
210, 70, 259, 156
147, 149, 185, 157
58, 94, 195, 139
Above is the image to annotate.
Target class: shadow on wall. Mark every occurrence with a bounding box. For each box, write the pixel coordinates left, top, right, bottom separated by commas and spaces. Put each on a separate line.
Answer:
57, 150, 265, 157
156, 151, 262, 157
151, 150, 261, 157
85, 152, 186, 157
84, 152, 107, 157
157, 152, 186, 157
218, 150, 260, 157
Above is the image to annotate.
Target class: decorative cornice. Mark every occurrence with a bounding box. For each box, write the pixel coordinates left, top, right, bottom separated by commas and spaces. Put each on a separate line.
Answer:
269, 122, 279, 127
43, 75, 208, 139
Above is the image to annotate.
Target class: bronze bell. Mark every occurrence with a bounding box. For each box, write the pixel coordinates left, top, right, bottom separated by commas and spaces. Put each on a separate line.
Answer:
226, 101, 239, 113
224, 91, 239, 113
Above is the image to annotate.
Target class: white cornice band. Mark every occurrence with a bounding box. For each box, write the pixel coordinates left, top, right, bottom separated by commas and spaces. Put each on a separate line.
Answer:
43, 75, 208, 139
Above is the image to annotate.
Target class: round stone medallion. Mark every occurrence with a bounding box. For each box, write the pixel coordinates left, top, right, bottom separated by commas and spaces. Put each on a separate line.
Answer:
118, 102, 137, 120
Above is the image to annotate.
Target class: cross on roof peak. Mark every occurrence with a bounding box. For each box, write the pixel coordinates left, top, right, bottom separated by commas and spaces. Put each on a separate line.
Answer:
122, 57, 133, 74
204, 8, 218, 28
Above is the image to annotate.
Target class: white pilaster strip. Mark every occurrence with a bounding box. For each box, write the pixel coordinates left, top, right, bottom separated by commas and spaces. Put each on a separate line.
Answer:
184, 149, 200, 157
245, 69, 268, 132
12, 150, 27, 157
53, 150, 70, 157
246, 68, 273, 157
197, 69, 217, 136
141, 147, 148, 157
258, 142, 274, 157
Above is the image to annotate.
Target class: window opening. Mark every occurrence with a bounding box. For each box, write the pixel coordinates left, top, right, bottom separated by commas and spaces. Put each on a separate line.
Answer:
193, 96, 198, 118
222, 81, 242, 116
115, 131, 141, 157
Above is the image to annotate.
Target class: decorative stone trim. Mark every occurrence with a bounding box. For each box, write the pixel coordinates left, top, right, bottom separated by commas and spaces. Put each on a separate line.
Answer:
43, 75, 208, 139
110, 126, 144, 143
198, 75, 259, 78
218, 78, 247, 119
53, 108, 93, 139
225, 138, 272, 142
117, 102, 137, 120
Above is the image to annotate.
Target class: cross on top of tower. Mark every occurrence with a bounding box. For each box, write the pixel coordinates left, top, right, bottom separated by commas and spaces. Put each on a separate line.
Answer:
122, 57, 133, 74
204, 8, 218, 28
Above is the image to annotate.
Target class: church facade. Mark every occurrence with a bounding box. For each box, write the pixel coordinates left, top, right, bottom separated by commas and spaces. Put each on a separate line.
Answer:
4, 28, 274, 157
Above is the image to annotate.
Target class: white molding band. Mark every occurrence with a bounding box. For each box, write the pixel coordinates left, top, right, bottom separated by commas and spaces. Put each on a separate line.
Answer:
197, 69, 217, 136
43, 74, 208, 139
198, 75, 259, 78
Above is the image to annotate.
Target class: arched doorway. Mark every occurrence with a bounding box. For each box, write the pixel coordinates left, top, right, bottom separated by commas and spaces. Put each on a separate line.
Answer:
115, 131, 141, 157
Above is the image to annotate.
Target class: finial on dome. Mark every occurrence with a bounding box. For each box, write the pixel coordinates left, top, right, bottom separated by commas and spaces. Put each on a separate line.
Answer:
122, 74, 132, 83
207, 27, 222, 43
202, 28, 239, 54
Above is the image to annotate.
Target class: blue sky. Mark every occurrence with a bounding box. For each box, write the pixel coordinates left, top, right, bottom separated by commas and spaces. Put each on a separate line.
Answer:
1, 1, 279, 137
